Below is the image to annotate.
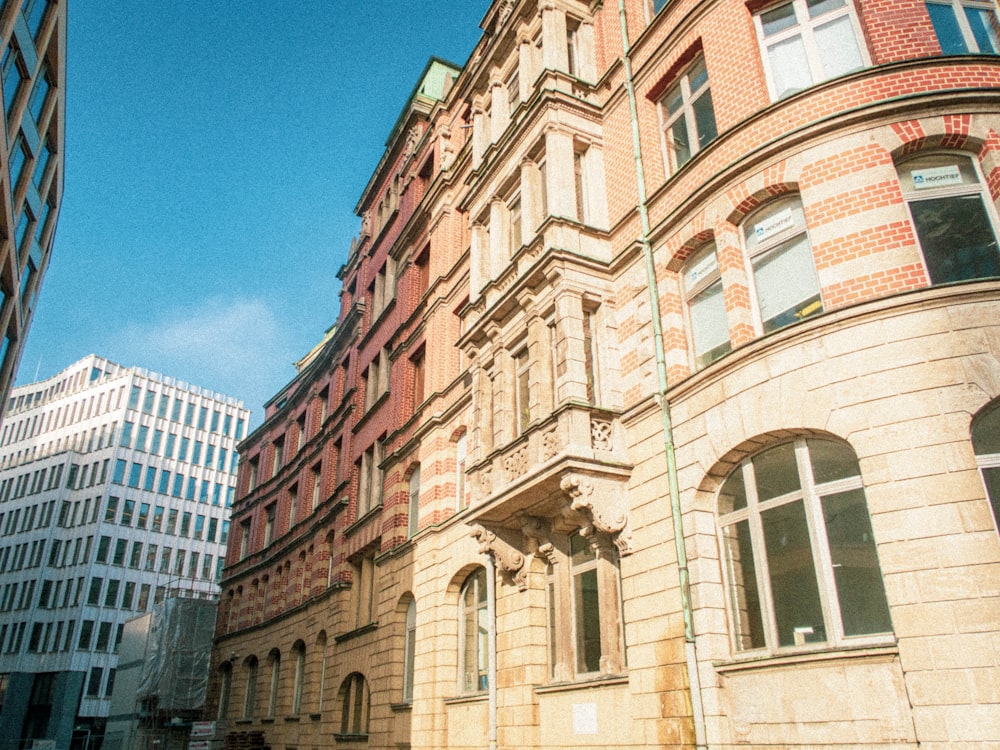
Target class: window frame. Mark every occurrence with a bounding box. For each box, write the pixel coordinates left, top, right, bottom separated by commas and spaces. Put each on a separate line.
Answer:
972, 400, 1000, 534
925, 0, 1000, 54
682, 242, 732, 368
717, 437, 893, 656
742, 195, 824, 334
339, 672, 369, 737
658, 55, 718, 174
897, 152, 1000, 286
459, 568, 489, 694
753, 0, 869, 101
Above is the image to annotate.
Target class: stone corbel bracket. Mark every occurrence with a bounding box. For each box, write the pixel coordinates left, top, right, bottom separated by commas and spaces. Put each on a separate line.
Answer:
560, 473, 633, 555
470, 524, 528, 590
520, 515, 557, 565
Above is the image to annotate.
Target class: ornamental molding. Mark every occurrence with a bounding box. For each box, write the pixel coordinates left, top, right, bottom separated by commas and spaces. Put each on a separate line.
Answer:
470, 524, 528, 590
560, 473, 632, 554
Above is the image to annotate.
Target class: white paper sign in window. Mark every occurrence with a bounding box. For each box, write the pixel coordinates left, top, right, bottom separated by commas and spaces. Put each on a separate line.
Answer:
912, 165, 963, 189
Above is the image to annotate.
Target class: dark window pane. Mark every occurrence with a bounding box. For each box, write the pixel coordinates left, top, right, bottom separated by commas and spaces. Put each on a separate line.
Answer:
762, 500, 825, 646
753, 442, 801, 501
927, 3, 970, 54
693, 89, 717, 150
719, 467, 748, 513
972, 405, 1000, 455
574, 567, 601, 672
982, 466, 1000, 532
808, 439, 861, 485
822, 489, 892, 636
722, 520, 765, 649
909, 194, 1000, 284
964, 6, 1000, 53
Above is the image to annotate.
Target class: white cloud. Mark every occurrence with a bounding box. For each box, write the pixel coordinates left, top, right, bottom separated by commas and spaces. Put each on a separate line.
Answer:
117, 296, 301, 420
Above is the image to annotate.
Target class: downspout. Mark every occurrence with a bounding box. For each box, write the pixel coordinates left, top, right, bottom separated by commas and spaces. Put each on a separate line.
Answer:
486, 554, 498, 750
614, 3, 707, 748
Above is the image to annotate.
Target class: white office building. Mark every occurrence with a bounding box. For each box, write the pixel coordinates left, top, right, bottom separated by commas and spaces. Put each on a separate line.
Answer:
0, 355, 249, 749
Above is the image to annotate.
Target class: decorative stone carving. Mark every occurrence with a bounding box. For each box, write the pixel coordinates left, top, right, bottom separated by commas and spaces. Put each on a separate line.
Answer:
402, 126, 421, 163
470, 524, 528, 590
591, 417, 613, 452
361, 211, 372, 239
541, 424, 560, 460
478, 463, 494, 497
560, 473, 633, 554
497, 0, 515, 25
521, 515, 556, 565
504, 444, 528, 482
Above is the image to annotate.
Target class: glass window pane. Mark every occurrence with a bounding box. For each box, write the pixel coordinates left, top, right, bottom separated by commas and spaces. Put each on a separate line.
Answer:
719, 467, 748, 514
909, 194, 1000, 284
722, 520, 766, 650
814, 15, 864, 79
981, 466, 1000, 531
767, 35, 813, 98
927, 3, 971, 54
753, 442, 801, 501
761, 2, 799, 36
671, 115, 691, 166
753, 235, 823, 332
808, 439, 861, 485
821, 489, 892, 636
690, 280, 731, 367
972, 405, 1000, 455
762, 500, 826, 646
692, 89, 718, 151
574, 567, 602, 672
807, 0, 846, 17
965, 7, 1000, 53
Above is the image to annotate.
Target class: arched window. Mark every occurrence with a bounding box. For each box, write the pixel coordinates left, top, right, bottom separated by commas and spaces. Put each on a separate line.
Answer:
743, 196, 823, 333
972, 400, 1000, 532
217, 662, 232, 720
242, 656, 258, 719
291, 640, 305, 715
718, 438, 891, 653
266, 648, 281, 717
339, 672, 369, 737
898, 153, 1000, 285
403, 599, 417, 702
682, 242, 731, 368
459, 568, 488, 693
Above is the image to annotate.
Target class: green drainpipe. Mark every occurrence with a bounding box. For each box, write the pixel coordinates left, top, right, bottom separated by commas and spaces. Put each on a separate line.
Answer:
615, 2, 707, 747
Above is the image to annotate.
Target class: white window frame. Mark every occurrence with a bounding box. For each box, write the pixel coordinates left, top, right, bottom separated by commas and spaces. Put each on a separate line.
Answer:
407, 466, 421, 538
742, 195, 824, 334
459, 568, 489, 693
658, 56, 717, 173
717, 438, 893, 655
972, 401, 1000, 535
682, 242, 731, 368
753, 0, 868, 101
897, 152, 1000, 286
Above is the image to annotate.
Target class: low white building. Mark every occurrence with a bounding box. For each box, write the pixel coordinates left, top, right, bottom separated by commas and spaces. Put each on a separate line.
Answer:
0, 355, 249, 749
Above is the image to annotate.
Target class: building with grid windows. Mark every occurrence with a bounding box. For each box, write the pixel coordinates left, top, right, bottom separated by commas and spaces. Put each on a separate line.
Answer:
209, 1, 1000, 749
0, 0, 65, 420
0, 355, 249, 749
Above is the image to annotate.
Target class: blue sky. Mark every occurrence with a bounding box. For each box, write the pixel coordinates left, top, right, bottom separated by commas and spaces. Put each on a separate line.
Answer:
18, 1, 488, 424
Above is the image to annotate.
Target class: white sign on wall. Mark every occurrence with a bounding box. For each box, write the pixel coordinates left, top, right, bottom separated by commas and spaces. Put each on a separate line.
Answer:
912, 165, 963, 189
573, 702, 598, 735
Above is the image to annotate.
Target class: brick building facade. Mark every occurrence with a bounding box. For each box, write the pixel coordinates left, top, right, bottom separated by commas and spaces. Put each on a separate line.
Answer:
209, 1, 1000, 748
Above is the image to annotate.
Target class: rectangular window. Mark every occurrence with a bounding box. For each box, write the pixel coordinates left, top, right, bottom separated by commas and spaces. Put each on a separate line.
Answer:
127, 463, 142, 488
180, 512, 192, 537
755, 0, 866, 100
143, 467, 156, 492
151, 505, 164, 532
158, 470, 171, 494
515, 347, 530, 434
104, 497, 119, 523
166, 509, 178, 535
129, 542, 142, 569
104, 579, 120, 607
112, 459, 126, 485
660, 56, 717, 172
927, 0, 1000, 54
112, 540, 126, 566
96, 536, 111, 564
145, 545, 157, 571
264, 505, 275, 546
683, 244, 731, 368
